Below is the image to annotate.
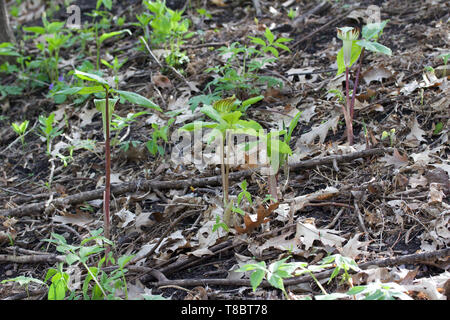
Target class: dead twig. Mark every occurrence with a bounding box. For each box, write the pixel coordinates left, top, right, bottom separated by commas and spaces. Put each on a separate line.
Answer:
0, 148, 391, 218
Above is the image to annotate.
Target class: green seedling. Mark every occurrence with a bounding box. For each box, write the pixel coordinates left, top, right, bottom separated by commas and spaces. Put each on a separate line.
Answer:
231, 179, 253, 216
439, 52, 449, 77
316, 281, 412, 300
23, 12, 71, 82
44, 229, 135, 300
381, 128, 395, 146
56, 70, 161, 242
146, 118, 175, 156
96, 29, 131, 70
136, 0, 193, 69
37, 113, 63, 154
110, 111, 148, 146
180, 96, 262, 226
236, 256, 298, 299
336, 21, 391, 145
101, 56, 128, 89
287, 8, 297, 20
1, 276, 46, 299
206, 30, 291, 96
11, 119, 29, 146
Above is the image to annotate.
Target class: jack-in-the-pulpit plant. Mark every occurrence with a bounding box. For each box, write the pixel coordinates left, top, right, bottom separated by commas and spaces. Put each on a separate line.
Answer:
57, 70, 162, 244
336, 21, 391, 145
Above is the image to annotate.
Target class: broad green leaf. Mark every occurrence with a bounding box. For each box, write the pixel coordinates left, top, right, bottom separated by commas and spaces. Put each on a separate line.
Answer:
116, 90, 162, 111
222, 111, 242, 124
264, 28, 275, 44
94, 98, 119, 140
65, 253, 80, 265
99, 29, 132, 45
46, 21, 65, 34
179, 121, 218, 131
356, 40, 391, 55
118, 255, 135, 269
267, 273, 284, 291
336, 42, 362, 75
74, 70, 109, 86
200, 104, 227, 125
1, 276, 46, 287
362, 20, 388, 40
23, 26, 46, 34
248, 36, 266, 46
272, 42, 290, 52
250, 269, 266, 292
240, 95, 263, 112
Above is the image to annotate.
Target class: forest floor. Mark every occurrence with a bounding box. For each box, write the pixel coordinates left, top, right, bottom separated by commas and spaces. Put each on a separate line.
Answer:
0, 0, 449, 300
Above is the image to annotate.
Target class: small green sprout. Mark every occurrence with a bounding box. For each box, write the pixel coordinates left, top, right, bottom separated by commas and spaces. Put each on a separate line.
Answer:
11, 120, 29, 146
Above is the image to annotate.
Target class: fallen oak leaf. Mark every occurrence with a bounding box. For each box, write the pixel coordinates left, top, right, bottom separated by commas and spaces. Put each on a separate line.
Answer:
235, 202, 279, 234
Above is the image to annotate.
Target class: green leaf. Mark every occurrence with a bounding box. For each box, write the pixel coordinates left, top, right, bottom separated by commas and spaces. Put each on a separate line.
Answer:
356, 40, 391, 56
362, 21, 388, 40
286, 111, 302, 144
99, 29, 132, 45
248, 36, 266, 46
264, 28, 275, 44
118, 255, 135, 269
222, 111, 242, 124
336, 42, 362, 75
272, 42, 290, 52
1, 276, 46, 287
94, 98, 118, 140
240, 95, 263, 112
73, 70, 109, 86
23, 26, 46, 34
250, 269, 266, 292
116, 90, 162, 111
179, 121, 218, 131
267, 273, 284, 291
200, 104, 227, 125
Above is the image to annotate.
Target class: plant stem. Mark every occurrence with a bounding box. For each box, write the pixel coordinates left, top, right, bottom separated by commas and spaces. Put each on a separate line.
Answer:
104, 87, 111, 244
350, 48, 365, 119
344, 66, 354, 145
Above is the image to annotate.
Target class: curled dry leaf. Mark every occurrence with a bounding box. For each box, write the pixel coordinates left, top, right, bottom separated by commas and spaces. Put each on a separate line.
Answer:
152, 73, 172, 88
362, 65, 392, 85
235, 202, 279, 234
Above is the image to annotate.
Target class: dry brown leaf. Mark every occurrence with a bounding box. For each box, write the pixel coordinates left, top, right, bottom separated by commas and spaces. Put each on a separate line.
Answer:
362, 65, 392, 84
235, 203, 279, 234
52, 210, 93, 227
152, 73, 172, 88
379, 148, 409, 168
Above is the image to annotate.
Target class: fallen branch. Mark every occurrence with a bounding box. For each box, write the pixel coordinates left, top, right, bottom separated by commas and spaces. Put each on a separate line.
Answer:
0, 148, 390, 218
147, 248, 450, 289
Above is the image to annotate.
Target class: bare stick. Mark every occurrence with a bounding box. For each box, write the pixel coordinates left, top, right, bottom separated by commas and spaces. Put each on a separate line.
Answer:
0, 148, 391, 218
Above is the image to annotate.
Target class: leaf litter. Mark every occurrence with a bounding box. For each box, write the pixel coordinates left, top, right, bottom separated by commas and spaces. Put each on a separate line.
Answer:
0, 0, 449, 301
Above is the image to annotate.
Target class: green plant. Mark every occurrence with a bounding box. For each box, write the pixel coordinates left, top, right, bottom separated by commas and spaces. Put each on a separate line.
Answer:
110, 111, 148, 146
381, 128, 396, 146
316, 281, 412, 300
336, 21, 391, 145
56, 70, 161, 241
11, 119, 29, 146
23, 12, 72, 82
37, 113, 63, 154
136, 0, 193, 69
439, 52, 449, 77
206, 29, 291, 96
236, 256, 299, 299
1, 276, 46, 299
44, 229, 135, 300
287, 8, 297, 20
180, 96, 262, 226
101, 56, 128, 89
146, 118, 174, 156
231, 179, 253, 216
